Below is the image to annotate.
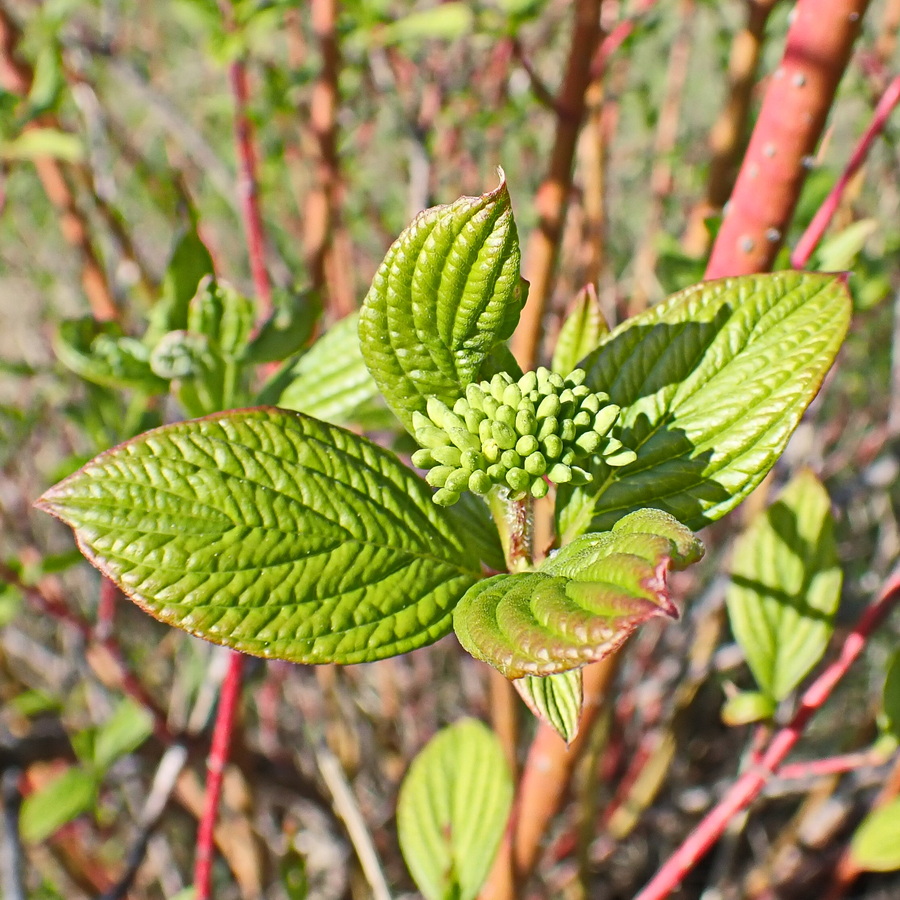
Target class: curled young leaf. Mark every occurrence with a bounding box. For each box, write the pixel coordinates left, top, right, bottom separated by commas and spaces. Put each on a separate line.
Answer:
514, 668, 584, 743
453, 509, 703, 678
359, 175, 525, 431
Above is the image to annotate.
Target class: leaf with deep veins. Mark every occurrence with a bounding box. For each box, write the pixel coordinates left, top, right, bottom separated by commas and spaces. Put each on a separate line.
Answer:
557, 272, 852, 540
514, 669, 584, 743
359, 175, 524, 431
36, 409, 483, 664
454, 509, 702, 679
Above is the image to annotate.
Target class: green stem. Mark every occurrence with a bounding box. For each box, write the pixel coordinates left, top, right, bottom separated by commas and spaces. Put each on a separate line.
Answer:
488, 489, 534, 573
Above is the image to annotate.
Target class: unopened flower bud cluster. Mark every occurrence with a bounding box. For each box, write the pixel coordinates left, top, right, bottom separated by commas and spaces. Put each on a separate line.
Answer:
411, 367, 636, 506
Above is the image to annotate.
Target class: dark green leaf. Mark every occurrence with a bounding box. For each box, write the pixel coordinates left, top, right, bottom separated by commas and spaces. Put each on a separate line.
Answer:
37, 409, 483, 664
360, 177, 524, 431
244, 288, 321, 365
557, 272, 852, 539
397, 719, 512, 900
146, 227, 215, 344
454, 509, 703, 678
879, 649, 900, 741
551, 284, 608, 376
726, 469, 841, 701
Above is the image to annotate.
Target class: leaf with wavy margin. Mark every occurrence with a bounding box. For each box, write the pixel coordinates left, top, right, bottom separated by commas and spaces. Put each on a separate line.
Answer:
454, 509, 703, 678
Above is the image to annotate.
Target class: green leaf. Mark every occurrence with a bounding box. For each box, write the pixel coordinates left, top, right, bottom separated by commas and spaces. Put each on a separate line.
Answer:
811, 218, 878, 271
557, 272, 852, 540
378, 4, 474, 45
187, 277, 255, 360
146, 227, 215, 345
149, 330, 229, 417
359, 176, 524, 432
454, 509, 703, 678
551, 285, 608, 376
0, 128, 83, 163
37, 408, 483, 664
879, 649, 900, 741
514, 669, 584, 743
850, 797, 900, 872
397, 719, 513, 900
20, 767, 98, 844
92, 698, 154, 771
244, 287, 321, 365
726, 469, 842, 701
720, 690, 777, 726
274, 312, 393, 429
55, 318, 170, 394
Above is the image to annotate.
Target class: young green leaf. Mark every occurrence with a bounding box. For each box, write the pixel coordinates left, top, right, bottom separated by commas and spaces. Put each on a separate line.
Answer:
19, 767, 99, 844
92, 698, 154, 771
551, 284, 609, 376
454, 509, 703, 678
878, 649, 900, 742
557, 272, 852, 540
397, 719, 513, 900
145, 227, 215, 345
359, 176, 524, 431
514, 669, 584, 743
720, 690, 777, 727
849, 797, 900, 872
726, 469, 842, 702
274, 312, 393, 429
37, 409, 483, 664
186, 277, 255, 361
55, 318, 169, 394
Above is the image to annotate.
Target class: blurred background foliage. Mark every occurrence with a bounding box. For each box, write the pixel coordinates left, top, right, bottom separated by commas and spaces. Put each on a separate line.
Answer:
2, 0, 900, 898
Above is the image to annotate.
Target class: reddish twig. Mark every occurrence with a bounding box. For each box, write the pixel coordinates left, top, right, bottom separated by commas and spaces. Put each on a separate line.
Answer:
193, 650, 244, 900
775, 748, 892, 780
1, 563, 173, 744
511, 0, 603, 370
228, 59, 273, 319
302, 0, 355, 319
705, 0, 870, 278
589, 0, 659, 79
791, 74, 900, 268
0, 7, 117, 321
683, 0, 781, 256
633, 565, 900, 900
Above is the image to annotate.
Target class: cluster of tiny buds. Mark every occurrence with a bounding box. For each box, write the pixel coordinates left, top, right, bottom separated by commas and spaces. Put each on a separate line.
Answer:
411, 367, 637, 506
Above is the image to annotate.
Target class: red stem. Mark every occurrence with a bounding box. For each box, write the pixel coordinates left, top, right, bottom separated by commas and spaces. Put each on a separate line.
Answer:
776, 748, 889, 780
193, 651, 244, 900
228, 59, 273, 318
705, 0, 870, 278
633, 565, 900, 900
791, 74, 900, 268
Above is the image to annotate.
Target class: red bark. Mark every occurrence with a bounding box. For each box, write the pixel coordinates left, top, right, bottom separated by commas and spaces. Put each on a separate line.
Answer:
706, 0, 870, 278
